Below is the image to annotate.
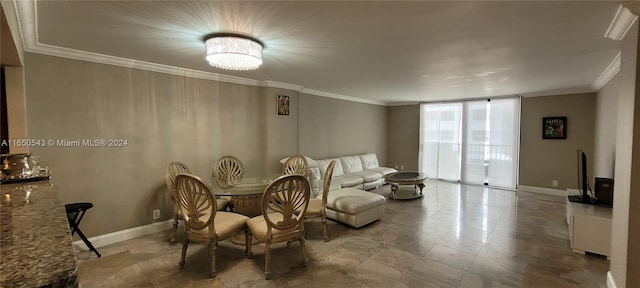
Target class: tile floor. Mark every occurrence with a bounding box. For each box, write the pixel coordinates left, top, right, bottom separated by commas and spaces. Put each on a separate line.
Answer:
75, 181, 609, 287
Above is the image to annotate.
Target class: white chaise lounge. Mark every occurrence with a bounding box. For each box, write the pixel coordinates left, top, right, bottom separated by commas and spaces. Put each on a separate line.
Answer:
281, 153, 391, 228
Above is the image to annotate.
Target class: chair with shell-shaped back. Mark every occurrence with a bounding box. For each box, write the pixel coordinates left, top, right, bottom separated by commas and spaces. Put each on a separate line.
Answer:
282, 155, 309, 178
175, 173, 251, 278
165, 161, 191, 244
304, 160, 335, 241
166, 162, 229, 244
214, 156, 244, 189
246, 174, 311, 280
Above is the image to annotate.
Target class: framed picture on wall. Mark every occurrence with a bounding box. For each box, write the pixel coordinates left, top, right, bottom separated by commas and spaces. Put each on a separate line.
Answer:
543, 117, 567, 139
277, 94, 290, 116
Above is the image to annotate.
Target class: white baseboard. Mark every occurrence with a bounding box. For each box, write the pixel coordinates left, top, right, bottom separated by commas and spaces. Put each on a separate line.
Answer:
607, 271, 618, 288
517, 185, 566, 197
73, 220, 174, 250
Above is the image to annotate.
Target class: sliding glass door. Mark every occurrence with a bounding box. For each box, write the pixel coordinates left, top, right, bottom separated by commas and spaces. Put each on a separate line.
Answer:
419, 98, 520, 189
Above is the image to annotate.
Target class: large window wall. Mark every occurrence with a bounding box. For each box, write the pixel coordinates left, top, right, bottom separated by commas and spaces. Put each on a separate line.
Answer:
419, 98, 520, 189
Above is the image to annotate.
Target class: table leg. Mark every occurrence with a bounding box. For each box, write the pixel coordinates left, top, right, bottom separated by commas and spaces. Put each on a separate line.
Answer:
391, 184, 399, 199
230, 196, 262, 245
417, 183, 425, 195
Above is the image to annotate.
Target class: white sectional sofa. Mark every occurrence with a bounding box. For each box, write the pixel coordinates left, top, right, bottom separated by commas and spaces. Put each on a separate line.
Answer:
280, 153, 396, 197
315, 153, 397, 193
280, 153, 395, 228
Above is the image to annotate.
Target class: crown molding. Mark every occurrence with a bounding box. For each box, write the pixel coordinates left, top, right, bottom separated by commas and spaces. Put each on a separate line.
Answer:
386, 101, 420, 106
13, 0, 389, 106
260, 81, 304, 91
520, 87, 596, 98
592, 51, 621, 90
299, 88, 387, 106
605, 5, 638, 40
2, 0, 26, 65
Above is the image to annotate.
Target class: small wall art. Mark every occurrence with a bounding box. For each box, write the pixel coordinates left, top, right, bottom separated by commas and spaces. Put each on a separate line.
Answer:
277, 94, 290, 115
542, 117, 567, 139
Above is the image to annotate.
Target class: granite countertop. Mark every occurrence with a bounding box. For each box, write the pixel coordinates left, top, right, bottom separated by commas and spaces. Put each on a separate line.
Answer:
0, 180, 78, 287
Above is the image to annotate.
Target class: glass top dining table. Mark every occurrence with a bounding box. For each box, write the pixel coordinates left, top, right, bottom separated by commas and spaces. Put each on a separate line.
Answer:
212, 178, 273, 196
209, 175, 279, 217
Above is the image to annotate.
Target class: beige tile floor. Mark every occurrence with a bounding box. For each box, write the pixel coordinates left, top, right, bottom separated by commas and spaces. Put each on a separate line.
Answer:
75, 181, 609, 287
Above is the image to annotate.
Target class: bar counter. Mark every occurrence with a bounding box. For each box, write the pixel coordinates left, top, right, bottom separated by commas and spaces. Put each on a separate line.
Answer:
0, 180, 79, 287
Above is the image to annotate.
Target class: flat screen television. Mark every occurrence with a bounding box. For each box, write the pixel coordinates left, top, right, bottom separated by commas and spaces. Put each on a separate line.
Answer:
568, 149, 593, 204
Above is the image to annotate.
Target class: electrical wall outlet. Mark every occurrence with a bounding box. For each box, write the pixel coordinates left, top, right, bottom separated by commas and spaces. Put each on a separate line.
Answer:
400, 165, 404, 170
552, 180, 558, 187
153, 209, 160, 220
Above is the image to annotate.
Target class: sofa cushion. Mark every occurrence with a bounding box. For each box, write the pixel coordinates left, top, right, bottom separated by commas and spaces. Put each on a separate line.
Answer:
333, 174, 363, 188
280, 155, 322, 197
318, 158, 344, 177
359, 153, 380, 169
316, 175, 343, 193
340, 155, 364, 172
363, 178, 384, 190
308, 167, 322, 197
348, 170, 382, 182
326, 188, 386, 214
369, 166, 397, 176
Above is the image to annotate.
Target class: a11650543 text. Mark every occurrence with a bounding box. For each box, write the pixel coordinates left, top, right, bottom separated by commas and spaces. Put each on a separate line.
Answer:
0, 139, 128, 148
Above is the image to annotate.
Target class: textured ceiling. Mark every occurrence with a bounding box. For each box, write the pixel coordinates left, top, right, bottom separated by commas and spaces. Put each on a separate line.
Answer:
19, 1, 625, 104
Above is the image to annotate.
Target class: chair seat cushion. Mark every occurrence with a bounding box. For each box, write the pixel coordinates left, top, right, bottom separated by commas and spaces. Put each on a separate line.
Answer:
187, 211, 248, 241
306, 198, 323, 215
326, 188, 385, 214
334, 174, 364, 188
247, 213, 298, 239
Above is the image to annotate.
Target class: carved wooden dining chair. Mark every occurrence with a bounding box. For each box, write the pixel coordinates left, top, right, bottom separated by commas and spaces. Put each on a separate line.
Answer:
214, 156, 244, 189
304, 160, 335, 241
174, 173, 251, 278
165, 161, 191, 244
166, 162, 229, 244
282, 155, 309, 178
246, 174, 311, 280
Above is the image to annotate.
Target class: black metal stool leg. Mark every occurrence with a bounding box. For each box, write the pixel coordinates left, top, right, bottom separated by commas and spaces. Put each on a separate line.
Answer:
66, 214, 101, 257
65, 203, 101, 258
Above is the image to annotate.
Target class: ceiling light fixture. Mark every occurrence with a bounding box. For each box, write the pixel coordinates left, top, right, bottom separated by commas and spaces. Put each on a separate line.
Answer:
204, 34, 263, 71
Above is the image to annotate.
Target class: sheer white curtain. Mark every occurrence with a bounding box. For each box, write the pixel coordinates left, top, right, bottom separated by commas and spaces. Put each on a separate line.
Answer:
420, 98, 520, 189
419, 104, 440, 179
487, 98, 520, 188
419, 103, 462, 181
462, 101, 489, 185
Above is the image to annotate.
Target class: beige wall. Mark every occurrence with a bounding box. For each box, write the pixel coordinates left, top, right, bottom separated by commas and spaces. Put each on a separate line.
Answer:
22, 53, 386, 237
519, 93, 596, 191
5, 66, 28, 153
298, 94, 388, 164
264, 87, 299, 172
595, 77, 619, 179
609, 19, 639, 288
386, 104, 419, 171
